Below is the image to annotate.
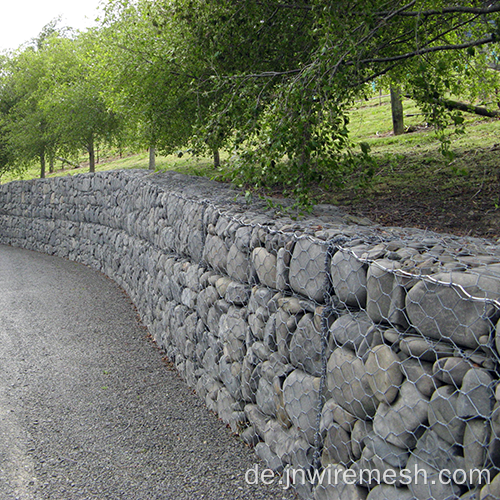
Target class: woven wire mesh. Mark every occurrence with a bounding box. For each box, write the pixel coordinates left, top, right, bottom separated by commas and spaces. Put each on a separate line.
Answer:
152, 190, 500, 500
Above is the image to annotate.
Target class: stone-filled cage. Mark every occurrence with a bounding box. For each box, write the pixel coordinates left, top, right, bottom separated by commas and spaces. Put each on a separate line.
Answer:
1, 170, 500, 500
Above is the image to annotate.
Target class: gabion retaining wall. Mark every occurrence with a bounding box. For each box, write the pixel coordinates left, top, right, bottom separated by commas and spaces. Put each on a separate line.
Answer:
2, 170, 500, 500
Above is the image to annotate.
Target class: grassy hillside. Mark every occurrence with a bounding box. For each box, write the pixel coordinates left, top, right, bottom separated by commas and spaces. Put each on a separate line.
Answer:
334, 95, 500, 239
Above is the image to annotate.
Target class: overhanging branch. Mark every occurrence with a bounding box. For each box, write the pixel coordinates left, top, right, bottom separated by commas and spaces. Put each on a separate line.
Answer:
378, 3, 500, 17
358, 34, 496, 65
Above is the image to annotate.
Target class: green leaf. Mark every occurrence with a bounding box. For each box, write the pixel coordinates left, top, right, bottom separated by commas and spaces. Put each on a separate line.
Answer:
360, 142, 371, 155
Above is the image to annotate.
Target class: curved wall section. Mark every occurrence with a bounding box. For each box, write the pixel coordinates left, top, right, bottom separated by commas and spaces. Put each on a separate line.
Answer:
2, 170, 500, 500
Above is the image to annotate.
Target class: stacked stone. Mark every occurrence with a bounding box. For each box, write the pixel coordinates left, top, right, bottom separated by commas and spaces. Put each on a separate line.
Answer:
1, 170, 500, 500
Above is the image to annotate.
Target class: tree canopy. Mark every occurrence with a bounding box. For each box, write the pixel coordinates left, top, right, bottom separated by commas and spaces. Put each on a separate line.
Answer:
0, 24, 123, 177
0, 1, 499, 196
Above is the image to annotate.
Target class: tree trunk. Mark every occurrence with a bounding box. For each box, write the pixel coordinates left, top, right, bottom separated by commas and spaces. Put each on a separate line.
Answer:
213, 148, 220, 168
88, 136, 96, 173
57, 157, 79, 169
148, 146, 156, 170
40, 151, 46, 179
390, 86, 405, 135
49, 156, 54, 174
439, 98, 500, 118
404, 93, 500, 118
299, 121, 311, 170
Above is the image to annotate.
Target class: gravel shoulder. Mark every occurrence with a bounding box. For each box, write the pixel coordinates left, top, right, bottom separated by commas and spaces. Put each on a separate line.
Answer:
0, 244, 296, 500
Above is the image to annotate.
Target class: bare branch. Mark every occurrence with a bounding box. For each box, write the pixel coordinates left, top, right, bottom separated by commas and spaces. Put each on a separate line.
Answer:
222, 68, 302, 79
379, 3, 500, 17
254, 2, 312, 11
422, 12, 483, 47
357, 34, 496, 65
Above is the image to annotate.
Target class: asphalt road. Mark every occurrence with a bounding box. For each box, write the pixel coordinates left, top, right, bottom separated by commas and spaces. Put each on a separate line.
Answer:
0, 244, 296, 500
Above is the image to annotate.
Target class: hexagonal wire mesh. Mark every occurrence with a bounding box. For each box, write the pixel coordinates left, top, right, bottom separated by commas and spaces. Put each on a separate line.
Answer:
2, 173, 500, 499
116, 184, 500, 500
144, 191, 500, 500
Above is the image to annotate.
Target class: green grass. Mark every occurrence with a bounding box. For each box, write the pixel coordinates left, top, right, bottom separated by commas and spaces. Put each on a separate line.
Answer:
3, 93, 500, 208
321, 94, 500, 238
314, 93, 500, 200
0, 149, 218, 184
350, 97, 500, 182
2, 95, 499, 237
348, 93, 500, 154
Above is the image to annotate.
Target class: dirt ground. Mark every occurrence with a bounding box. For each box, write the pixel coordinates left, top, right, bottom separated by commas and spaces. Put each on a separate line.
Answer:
340, 186, 500, 241
328, 145, 500, 242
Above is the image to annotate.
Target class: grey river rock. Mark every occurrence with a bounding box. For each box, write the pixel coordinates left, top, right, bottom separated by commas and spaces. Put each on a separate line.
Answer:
0, 245, 294, 500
